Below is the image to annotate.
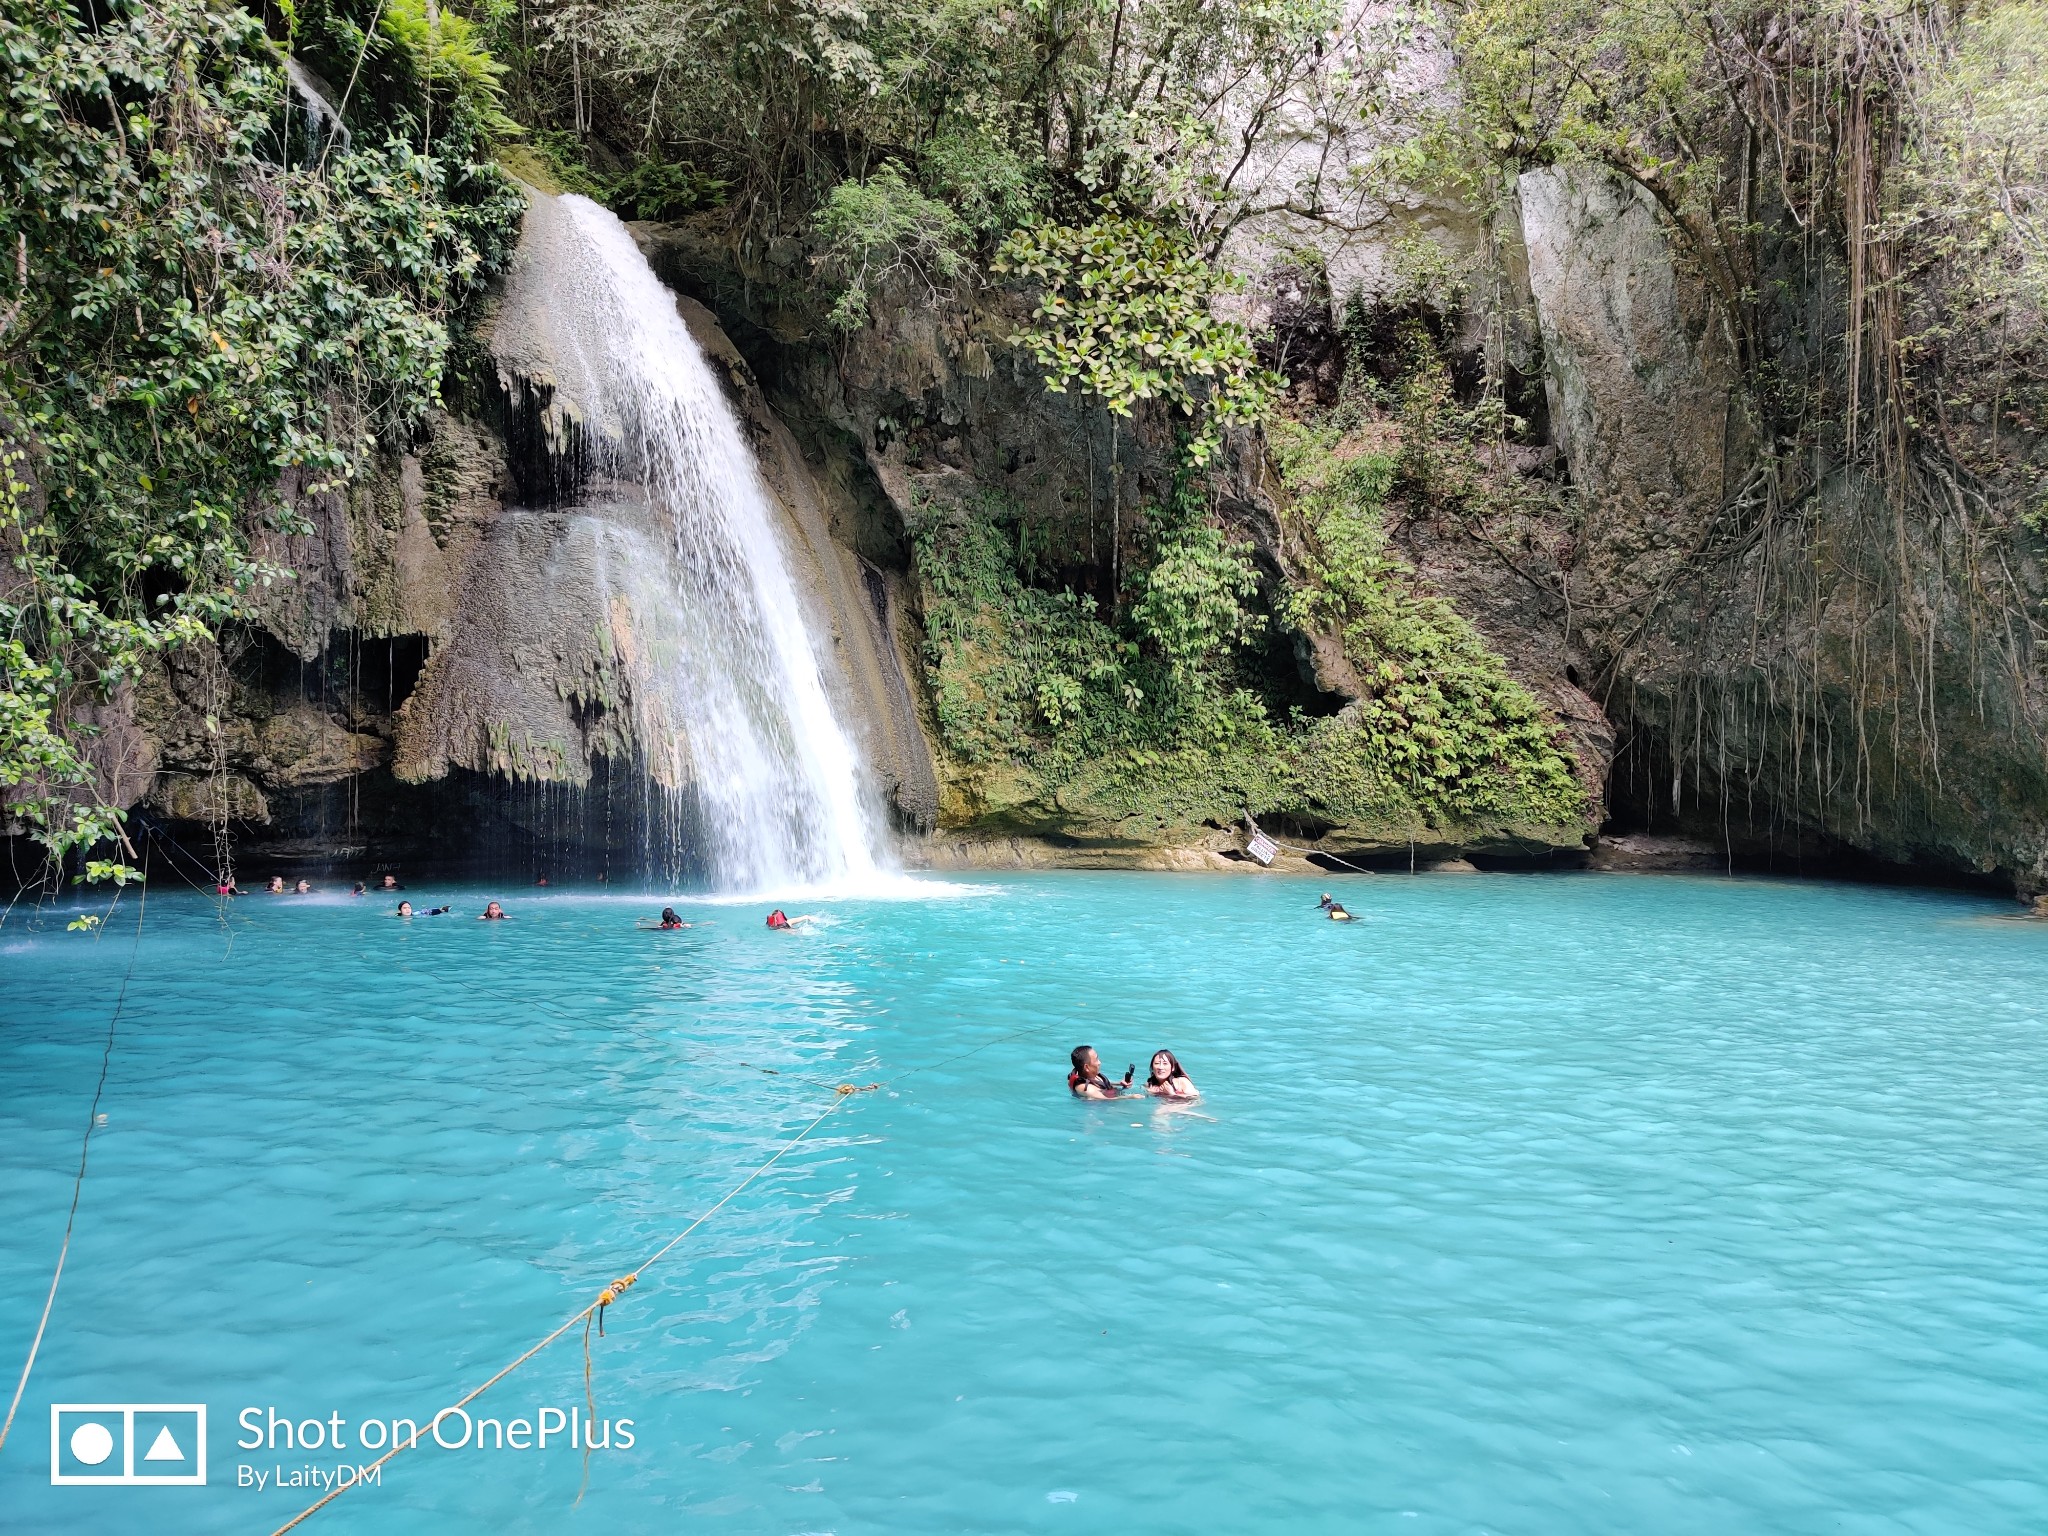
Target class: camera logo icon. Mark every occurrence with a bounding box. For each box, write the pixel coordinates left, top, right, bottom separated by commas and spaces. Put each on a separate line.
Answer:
50, 1404, 206, 1486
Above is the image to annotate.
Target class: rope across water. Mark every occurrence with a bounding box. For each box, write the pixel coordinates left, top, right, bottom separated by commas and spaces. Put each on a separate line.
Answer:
0, 857, 149, 1457
267, 1084, 870, 1535
267, 991, 1095, 1533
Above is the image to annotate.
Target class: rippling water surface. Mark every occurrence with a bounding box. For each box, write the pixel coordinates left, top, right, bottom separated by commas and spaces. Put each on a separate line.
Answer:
3, 871, 2046, 1534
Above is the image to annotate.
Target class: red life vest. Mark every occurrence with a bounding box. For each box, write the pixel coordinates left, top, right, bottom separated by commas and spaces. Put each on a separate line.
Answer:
766, 910, 791, 929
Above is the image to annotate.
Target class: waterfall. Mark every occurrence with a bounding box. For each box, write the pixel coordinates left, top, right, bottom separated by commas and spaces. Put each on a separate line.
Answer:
502, 192, 889, 893
284, 59, 350, 153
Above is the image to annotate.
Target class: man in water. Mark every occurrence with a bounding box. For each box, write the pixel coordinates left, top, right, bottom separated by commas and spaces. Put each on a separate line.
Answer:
1067, 1046, 1134, 1099
1318, 892, 1354, 921
381, 873, 403, 891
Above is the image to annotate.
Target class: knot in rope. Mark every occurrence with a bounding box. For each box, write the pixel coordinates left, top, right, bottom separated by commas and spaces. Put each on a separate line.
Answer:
595, 1272, 638, 1335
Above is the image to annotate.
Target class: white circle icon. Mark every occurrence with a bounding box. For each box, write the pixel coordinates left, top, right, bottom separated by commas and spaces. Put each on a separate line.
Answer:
69, 1421, 115, 1466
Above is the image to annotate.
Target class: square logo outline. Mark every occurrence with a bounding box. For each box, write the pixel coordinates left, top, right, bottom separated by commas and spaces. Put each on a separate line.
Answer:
50, 1403, 207, 1486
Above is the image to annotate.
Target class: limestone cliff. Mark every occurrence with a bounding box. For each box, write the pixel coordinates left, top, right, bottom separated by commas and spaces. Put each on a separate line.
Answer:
113, 167, 2048, 894
121, 189, 938, 877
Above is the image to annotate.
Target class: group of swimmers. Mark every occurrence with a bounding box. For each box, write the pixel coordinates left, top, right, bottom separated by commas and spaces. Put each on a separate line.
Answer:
1067, 1046, 1198, 1100
381, 900, 814, 927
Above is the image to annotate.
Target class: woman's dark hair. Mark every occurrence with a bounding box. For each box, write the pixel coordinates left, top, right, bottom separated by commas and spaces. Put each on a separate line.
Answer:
1146, 1050, 1186, 1086
661, 907, 679, 923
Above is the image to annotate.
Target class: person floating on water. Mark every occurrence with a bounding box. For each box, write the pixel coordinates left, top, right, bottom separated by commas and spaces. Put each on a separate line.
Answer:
657, 907, 691, 930
480, 901, 507, 920
1068, 1045, 1134, 1099
766, 909, 817, 930
1145, 1050, 1199, 1099
1317, 892, 1355, 921
397, 901, 414, 918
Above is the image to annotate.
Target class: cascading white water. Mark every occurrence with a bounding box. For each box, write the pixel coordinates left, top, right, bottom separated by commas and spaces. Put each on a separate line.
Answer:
504, 192, 889, 892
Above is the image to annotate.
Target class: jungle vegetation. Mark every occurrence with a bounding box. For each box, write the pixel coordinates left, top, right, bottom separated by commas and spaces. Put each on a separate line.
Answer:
4, 0, 2043, 870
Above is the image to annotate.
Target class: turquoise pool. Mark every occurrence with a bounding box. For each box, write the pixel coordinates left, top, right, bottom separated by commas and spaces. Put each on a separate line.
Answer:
2, 872, 2046, 1533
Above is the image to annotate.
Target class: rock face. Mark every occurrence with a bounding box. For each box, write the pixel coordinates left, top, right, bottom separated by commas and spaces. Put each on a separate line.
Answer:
1438, 166, 2048, 890
1516, 167, 1746, 532
118, 189, 938, 877
97, 165, 2045, 891
639, 223, 1599, 867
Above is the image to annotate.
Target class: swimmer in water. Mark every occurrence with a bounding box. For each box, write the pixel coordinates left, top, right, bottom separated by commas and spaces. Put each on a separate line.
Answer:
480, 900, 507, 920
657, 907, 691, 930
294, 879, 312, 895
1067, 1045, 1134, 1100
1325, 903, 1354, 921
267, 875, 285, 895
380, 873, 403, 891
766, 909, 817, 930
351, 881, 366, 897
397, 900, 414, 918
1144, 1050, 1199, 1099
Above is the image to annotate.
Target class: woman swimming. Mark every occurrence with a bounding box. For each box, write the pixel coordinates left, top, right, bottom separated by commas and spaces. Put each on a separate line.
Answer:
479, 901, 507, 920
1144, 1050, 1198, 1099
1067, 1046, 1134, 1099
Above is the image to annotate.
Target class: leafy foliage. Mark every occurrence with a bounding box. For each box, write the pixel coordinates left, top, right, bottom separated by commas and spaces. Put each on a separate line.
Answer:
912, 485, 1586, 834
814, 163, 970, 330
0, 0, 520, 868
376, 0, 521, 142
607, 159, 727, 221
996, 208, 1282, 462
1271, 419, 1584, 822
1131, 498, 1265, 678
508, 0, 1404, 253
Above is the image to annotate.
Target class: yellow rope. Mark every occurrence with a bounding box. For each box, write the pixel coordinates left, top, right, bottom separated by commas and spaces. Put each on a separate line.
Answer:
267, 1086, 871, 1535
267, 988, 1090, 1532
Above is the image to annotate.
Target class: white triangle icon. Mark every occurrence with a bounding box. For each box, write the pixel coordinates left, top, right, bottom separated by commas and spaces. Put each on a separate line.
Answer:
144, 1425, 184, 1462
